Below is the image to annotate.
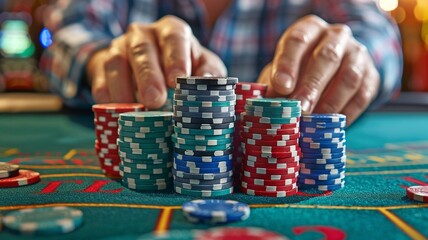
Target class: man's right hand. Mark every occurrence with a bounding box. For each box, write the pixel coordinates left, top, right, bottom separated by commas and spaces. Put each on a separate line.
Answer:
87, 16, 227, 109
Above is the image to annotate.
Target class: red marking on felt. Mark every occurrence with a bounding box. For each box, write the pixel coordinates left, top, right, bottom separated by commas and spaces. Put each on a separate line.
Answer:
39, 180, 83, 194
293, 226, 346, 240
77, 180, 123, 193
44, 159, 68, 165
401, 176, 428, 188
71, 159, 85, 165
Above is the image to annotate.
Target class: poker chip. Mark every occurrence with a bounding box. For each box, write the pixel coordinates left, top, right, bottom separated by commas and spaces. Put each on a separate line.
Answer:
175, 122, 234, 130
92, 103, 145, 177
117, 111, 173, 191
406, 186, 428, 202
0, 162, 19, 179
2, 207, 83, 235
174, 176, 233, 185
175, 89, 235, 96
182, 199, 250, 224
298, 114, 347, 191
197, 227, 289, 240
174, 186, 234, 197
176, 83, 236, 91
0, 170, 40, 187
241, 186, 298, 197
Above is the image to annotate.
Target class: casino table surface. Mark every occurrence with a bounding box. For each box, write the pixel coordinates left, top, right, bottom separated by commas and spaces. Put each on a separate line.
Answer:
0, 109, 427, 240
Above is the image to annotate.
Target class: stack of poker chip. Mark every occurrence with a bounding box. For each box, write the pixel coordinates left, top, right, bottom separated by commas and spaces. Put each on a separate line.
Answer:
233, 83, 267, 184
92, 103, 145, 177
0, 163, 40, 188
298, 114, 347, 191
117, 112, 174, 191
240, 98, 301, 197
172, 76, 237, 197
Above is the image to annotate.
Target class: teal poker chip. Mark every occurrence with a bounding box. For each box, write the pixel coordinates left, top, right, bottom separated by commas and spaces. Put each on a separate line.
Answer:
174, 185, 233, 197
173, 126, 234, 136
246, 98, 301, 107
119, 119, 171, 128
174, 100, 236, 107
121, 157, 171, 165
172, 135, 232, 146
176, 83, 236, 91
175, 122, 234, 130
119, 151, 171, 161
119, 136, 171, 144
119, 111, 173, 122
119, 130, 172, 139
174, 159, 231, 169
176, 76, 238, 85
173, 143, 232, 151
117, 139, 172, 149
175, 132, 232, 140
122, 176, 171, 185
174, 110, 236, 118
119, 170, 173, 180
118, 146, 171, 155
120, 163, 171, 175
118, 125, 172, 133
174, 89, 235, 96
245, 110, 301, 118
174, 94, 236, 102
174, 153, 233, 163
122, 181, 172, 191
173, 116, 236, 124
3, 207, 83, 235
123, 160, 172, 169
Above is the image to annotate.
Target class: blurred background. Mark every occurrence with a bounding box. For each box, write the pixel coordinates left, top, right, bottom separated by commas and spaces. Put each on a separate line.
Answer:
0, 0, 427, 111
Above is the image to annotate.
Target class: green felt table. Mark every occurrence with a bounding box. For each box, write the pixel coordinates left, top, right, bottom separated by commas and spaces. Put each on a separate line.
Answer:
0, 109, 427, 240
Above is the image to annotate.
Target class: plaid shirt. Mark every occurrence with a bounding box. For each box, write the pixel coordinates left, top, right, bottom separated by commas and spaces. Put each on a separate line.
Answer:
40, 0, 402, 108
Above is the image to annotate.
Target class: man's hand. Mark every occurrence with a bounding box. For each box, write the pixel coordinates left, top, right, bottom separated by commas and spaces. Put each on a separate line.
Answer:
87, 16, 227, 109
258, 15, 380, 125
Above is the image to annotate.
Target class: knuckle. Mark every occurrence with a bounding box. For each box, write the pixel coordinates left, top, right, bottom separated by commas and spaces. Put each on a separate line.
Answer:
129, 41, 151, 57
330, 24, 352, 35
353, 91, 371, 110
316, 43, 342, 63
303, 15, 327, 27
286, 29, 310, 44
135, 60, 155, 80
126, 22, 142, 33
342, 66, 363, 89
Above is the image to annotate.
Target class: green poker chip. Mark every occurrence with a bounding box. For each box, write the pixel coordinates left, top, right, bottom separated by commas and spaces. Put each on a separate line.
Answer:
118, 119, 171, 128
171, 135, 232, 146
119, 111, 173, 122
173, 126, 234, 136
174, 185, 233, 197
118, 125, 172, 133
117, 139, 172, 149
175, 132, 232, 140
119, 130, 172, 139
246, 98, 300, 107
173, 143, 232, 151
119, 136, 171, 144
174, 100, 236, 107
118, 146, 171, 155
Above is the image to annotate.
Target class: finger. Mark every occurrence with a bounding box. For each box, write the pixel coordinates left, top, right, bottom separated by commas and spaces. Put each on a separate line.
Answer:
126, 23, 166, 109
341, 65, 380, 125
314, 40, 366, 113
155, 16, 192, 87
257, 64, 281, 98
90, 52, 110, 103
290, 24, 352, 113
105, 38, 134, 103
270, 15, 327, 95
193, 48, 227, 77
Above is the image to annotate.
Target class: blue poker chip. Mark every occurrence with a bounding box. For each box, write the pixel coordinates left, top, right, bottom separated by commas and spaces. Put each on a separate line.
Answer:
174, 153, 233, 163
174, 122, 234, 130
174, 105, 235, 113
174, 94, 237, 102
3, 207, 83, 235
174, 158, 232, 169
173, 175, 233, 185
298, 176, 345, 185
176, 83, 236, 91
300, 127, 343, 134
299, 156, 346, 164
299, 141, 346, 149
300, 121, 346, 129
172, 168, 233, 180
173, 116, 236, 124
300, 162, 345, 170
301, 114, 346, 123
300, 167, 345, 175
301, 147, 346, 154
299, 181, 345, 191
176, 76, 238, 85
182, 199, 250, 224
174, 110, 236, 119
175, 89, 235, 96
301, 151, 346, 159
299, 171, 345, 181
173, 163, 232, 174
300, 131, 346, 139
300, 137, 345, 143
174, 148, 233, 157
174, 180, 234, 191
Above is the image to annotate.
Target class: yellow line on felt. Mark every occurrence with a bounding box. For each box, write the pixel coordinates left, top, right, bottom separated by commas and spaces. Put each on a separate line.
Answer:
346, 169, 428, 176
0, 203, 181, 211
25, 165, 101, 170
63, 149, 77, 160
378, 208, 427, 240
154, 208, 174, 234
348, 161, 428, 168
3, 148, 19, 156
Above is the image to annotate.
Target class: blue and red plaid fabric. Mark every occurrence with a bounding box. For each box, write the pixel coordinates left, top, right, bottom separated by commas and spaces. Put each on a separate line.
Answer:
40, 0, 403, 108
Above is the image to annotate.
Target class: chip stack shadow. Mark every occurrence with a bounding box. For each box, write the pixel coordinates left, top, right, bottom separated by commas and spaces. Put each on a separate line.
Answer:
172, 76, 238, 197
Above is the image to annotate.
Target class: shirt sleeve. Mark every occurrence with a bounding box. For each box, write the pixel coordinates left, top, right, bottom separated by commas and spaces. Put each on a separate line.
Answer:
312, 0, 403, 108
40, 0, 156, 108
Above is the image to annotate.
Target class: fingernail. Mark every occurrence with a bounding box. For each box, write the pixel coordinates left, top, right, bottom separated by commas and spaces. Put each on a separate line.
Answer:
203, 72, 213, 77
274, 72, 293, 89
169, 70, 184, 85
300, 98, 311, 113
143, 85, 161, 106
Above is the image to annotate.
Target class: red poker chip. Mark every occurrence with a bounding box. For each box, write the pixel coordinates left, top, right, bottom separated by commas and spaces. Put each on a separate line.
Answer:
406, 186, 428, 202
236, 82, 268, 90
241, 126, 299, 136
196, 227, 286, 240
242, 165, 300, 175
243, 138, 299, 147
95, 124, 118, 132
241, 186, 298, 197
95, 115, 120, 123
243, 148, 301, 158
241, 181, 297, 192
243, 159, 299, 169
96, 129, 119, 137
242, 154, 300, 164
241, 143, 300, 153
97, 152, 120, 159
242, 170, 299, 180
240, 129, 299, 140
94, 112, 120, 119
96, 141, 118, 150
242, 121, 299, 130
0, 170, 40, 188
241, 175, 297, 186
92, 103, 145, 113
